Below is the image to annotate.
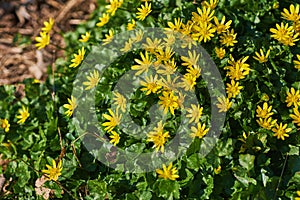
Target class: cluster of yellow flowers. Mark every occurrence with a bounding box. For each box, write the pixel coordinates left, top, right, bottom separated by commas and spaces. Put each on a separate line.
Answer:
39, 1, 300, 183
270, 4, 300, 46
268, 4, 300, 71
256, 102, 276, 131
96, 0, 123, 27
255, 86, 300, 141
35, 18, 54, 50
287, 87, 300, 129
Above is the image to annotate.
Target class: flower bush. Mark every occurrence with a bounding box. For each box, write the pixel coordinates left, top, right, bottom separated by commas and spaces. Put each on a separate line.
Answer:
1, 0, 300, 199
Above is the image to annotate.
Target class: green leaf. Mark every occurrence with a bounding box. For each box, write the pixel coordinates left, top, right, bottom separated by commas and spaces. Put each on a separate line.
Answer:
288, 145, 299, 156
178, 168, 194, 186
15, 158, 31, 187
186, 153, 205, 171
155, 179, 180, 200
215, 138, 234, 157
233, 166, 257, 187
138, 190, 152, 200
202, 174, 214, 199
261, 168, 269, 187
239, 154, 255, 171
87, 179, 108, 199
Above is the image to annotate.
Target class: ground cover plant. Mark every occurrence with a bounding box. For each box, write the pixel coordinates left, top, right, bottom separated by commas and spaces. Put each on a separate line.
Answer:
0, 0, 300, 199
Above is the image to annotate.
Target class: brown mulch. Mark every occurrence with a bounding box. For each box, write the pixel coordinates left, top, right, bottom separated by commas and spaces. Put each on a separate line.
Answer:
0, 0, 97, 85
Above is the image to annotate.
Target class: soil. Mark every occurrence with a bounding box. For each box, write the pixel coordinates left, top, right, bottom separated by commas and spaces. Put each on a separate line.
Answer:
0, 0, 97, 85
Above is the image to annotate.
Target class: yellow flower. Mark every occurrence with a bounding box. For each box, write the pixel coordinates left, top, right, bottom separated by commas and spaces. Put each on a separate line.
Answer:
283, 33, 299, 46
136, 2, 152, 21
186, 104, 203, 123
281, 4, 300, 22
155, 47, 174, 63
293, 54, 300, 70
270, 22, 299, 46
270, 22, 293, 41
42, 159, 62, 181
147, 121, 170, 153
256, 102, 274, 119
214, 165, 221, 174
294, 21, 300, 34
63, 96, 77, 117
160, 76, 181, 93
261, 93, 270, 101
109, 131, 120, 146
215, 47, 226, 59
256, 117, 276, 130
120, 39, 133, 53
295, 191, 300, 200
180, 73, 197, 91
253, 49, 270, 63
242, 132, 248, 140
181, 34, 198, 49
127, 19, 136, 30
181, 50, 200, 69
140, 74, 162, 95
0, 119, 10, 132
290, 107, 300, 127
131, 51, 152, 75
192, 22, 216, 43
190, 122, 209, 139
216, 96, 232, 112
83, 70, 100, 90
220, 29, 238, 47
69, 47, 85, 68
213, 16, 232, 34
113, 91, 127, 113
35, 31, 50, 50
41, 18, 54, 33
272, 123, 292, 140
176, 92, 186, 109
131, 29, 144, 43
103, 29, 114, 45
156, 163, 179, 180
163, 33, 176, 47
157, 58, 177, 77
202, 0, 218, 9
192, 6, 215, 24
33, 79, 40, 84
166, 18, 182, 32
286, 87, 300, 107
226, 79, 243, 98
102, 109, 122, 133
142, 37, 162, 54
96, 13, 110, 27
79, 32, 91, 43
181, 20, 193, 35
16, 106, 30, 124
273, 2, 279, 9
224, 55, 250, 80
158, 91, 179, 115
187, 65, 201, 78
106, 0, 122, 16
